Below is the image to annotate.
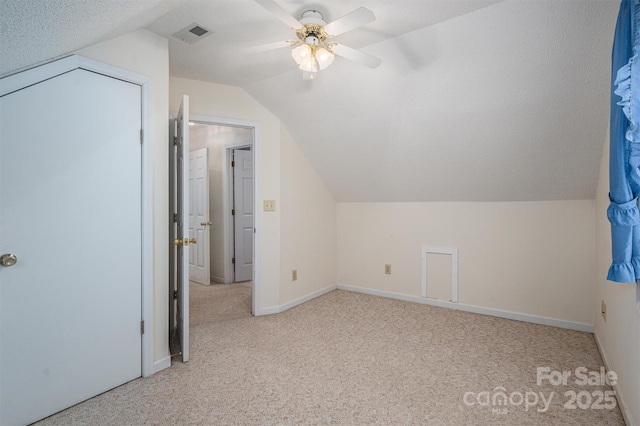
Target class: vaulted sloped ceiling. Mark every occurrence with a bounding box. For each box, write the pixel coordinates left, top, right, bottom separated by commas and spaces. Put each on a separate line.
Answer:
244, 0, 620, 201
1, 0, 620, 201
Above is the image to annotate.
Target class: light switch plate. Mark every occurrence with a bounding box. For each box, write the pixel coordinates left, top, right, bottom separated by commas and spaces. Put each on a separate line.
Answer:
263, 200, 276, 212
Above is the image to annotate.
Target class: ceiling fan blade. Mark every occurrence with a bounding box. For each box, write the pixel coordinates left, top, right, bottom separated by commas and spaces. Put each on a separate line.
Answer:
331, 44, 381, 69
255, 0, 302, 30
323, 7, 375, 37
243, 40, 297, 55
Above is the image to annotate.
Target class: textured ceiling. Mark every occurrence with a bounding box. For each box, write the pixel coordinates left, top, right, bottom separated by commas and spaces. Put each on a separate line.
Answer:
0, 0, 185, 76
0, 0, 621, 201
147, 0, 502, 86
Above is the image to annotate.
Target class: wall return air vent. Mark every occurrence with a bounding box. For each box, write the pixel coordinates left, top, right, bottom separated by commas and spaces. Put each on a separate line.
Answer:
172, 23, 214, 44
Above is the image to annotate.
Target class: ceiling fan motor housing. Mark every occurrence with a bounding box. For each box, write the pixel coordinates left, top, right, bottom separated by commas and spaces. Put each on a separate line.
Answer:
299, 10, 326, 26
297, 10, 330, 48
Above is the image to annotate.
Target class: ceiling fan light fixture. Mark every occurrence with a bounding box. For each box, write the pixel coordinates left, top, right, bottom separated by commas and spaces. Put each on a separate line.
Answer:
298, 55, 318, 72
253, 2, 380, 79
291, 44, 312, 66
315, 47, 334, 70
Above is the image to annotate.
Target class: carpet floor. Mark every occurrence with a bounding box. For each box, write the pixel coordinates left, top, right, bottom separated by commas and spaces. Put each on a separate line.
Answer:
36, 286, 625, 425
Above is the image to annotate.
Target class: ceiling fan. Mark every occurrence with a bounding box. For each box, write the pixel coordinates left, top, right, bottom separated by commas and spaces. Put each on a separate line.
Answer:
250, 0, 381, 79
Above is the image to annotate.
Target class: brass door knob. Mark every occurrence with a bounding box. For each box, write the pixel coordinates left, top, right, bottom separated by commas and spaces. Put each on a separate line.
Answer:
200, 221, 212, 227
173, 238, 197, 246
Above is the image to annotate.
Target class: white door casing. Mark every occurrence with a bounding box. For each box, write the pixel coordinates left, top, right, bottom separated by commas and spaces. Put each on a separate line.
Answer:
233, 149, 254, 283
0, 68, 142, 425
188, 148, 210, 285
176, 95, 190, 362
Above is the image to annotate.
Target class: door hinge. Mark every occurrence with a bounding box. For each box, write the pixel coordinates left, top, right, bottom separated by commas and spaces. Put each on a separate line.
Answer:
173, 290, 178, 300
173, 136, 178, 146
173, 213, 178, 223
232, 257, 236, 264
232, 209, 235, 216
140, 320, 145, 334
140, 129, 144, 144
231, 160, 235, 167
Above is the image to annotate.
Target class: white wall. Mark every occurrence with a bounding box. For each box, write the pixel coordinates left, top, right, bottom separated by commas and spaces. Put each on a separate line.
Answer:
594, 133, 640, 425
190, 125, 253, 283
171, 78, 339, 310
75, 30, 170, 363
170, 77, 281, 310
337, 201, 595, 325
280, 126, 337, 304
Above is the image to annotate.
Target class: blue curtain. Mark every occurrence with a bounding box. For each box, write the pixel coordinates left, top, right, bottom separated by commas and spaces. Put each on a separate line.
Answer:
608, 0, 640, 283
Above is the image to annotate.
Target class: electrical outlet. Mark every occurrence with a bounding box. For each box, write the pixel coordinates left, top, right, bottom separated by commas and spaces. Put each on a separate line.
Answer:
385, 264, 391, 275
292, 269, 297, 281
601, 300, 607, 322
263, 200, 276, 212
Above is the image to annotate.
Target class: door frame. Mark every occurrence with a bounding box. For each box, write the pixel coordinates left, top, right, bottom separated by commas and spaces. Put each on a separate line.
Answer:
189, 114, 260, 316
0, 55, 154, 376
227, 143, 254, 284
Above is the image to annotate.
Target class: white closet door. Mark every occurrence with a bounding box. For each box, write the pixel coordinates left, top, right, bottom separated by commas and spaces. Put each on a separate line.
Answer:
0, 69, 142, 425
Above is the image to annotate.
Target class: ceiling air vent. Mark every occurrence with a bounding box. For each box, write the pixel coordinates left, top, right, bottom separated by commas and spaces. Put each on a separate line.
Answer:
172, 23, 214, 44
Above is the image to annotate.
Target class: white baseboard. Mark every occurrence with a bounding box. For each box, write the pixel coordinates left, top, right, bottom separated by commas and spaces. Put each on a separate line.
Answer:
255, 284, 338, 316
255, 306, 280, 316
279, 284, 337, 313
152, 356, 171, 374
594, 330, 636, 426
336, 284, 593, 333
211, 276, 224, 284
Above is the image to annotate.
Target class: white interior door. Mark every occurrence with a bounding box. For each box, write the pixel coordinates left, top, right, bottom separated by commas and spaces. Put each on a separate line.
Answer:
189, 148, 210, 285
176, 95, 190, 362
233, 149, 254, 282
169, 118, 177, 331
0, 69, 142, 425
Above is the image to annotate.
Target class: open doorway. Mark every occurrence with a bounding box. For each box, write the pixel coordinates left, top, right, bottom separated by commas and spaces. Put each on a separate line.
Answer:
187, 122, 255, 316
188, 123, 254, 287
169, 112, 260, 362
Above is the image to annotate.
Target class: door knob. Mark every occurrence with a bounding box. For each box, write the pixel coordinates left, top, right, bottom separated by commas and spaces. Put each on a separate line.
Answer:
0, 254, 17, 267
173, 238, 197, 246
200, 221, 212, 227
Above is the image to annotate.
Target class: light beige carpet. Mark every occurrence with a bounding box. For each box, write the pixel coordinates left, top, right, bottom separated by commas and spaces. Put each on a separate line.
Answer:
36, 288, 625, 425
190, 281, 253, 325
